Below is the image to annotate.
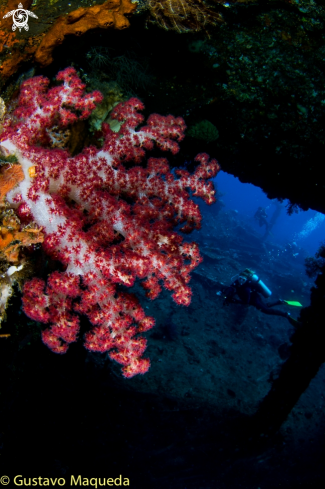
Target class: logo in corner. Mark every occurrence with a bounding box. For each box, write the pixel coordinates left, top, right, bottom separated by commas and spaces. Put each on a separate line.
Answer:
3, 3, 38, 32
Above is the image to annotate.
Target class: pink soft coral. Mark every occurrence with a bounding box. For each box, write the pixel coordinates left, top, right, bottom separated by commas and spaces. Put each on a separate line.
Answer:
0, 67, 220, 377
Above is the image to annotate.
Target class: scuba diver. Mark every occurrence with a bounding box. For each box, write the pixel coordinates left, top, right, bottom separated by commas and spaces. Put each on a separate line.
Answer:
222, 269, 301, 327
254, 207, 270, 240
254, 207, 268, 228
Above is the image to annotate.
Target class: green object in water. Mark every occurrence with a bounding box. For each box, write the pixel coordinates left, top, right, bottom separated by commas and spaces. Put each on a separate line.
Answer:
284, 300, 302, 307
187, 120, 219, 143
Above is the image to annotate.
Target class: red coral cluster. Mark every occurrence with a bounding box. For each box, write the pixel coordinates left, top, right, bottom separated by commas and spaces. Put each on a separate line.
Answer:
0, 67, 220, 377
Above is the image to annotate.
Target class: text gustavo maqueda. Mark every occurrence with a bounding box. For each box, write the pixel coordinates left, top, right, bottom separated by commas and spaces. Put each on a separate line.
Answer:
10, 475, 130, 487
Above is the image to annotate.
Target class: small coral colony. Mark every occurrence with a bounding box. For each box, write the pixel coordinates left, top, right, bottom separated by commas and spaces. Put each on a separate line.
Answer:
0, 1, 222, 377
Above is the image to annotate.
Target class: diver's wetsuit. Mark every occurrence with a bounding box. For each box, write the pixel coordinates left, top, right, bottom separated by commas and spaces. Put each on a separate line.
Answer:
254, 208, 270, 241
224, 280, 288, 318
254, 207, 269, 229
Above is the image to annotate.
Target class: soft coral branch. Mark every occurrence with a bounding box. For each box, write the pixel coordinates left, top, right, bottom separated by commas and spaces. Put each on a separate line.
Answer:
0, 67, 220, 378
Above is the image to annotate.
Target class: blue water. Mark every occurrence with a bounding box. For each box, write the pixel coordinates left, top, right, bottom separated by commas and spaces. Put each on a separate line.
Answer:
215, 171, 325, 257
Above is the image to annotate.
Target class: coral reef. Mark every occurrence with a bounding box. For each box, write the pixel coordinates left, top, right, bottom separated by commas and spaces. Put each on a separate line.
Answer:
35, 0, 136, 67
0, 0, 136, 81
187, 120, 219, 142
0, 164, 25, 203
87, 47, 111, 69
87, 48, 151, 94
0, 209, 43, 264
88, 81, 125, 133
305, 244, 325, 279
0, 97, 6, 123
0, 207, 43, 325
0, 260, 23, 326
144, 0, 325, 213
146, 0, 224, 33
0, 67, 219, 377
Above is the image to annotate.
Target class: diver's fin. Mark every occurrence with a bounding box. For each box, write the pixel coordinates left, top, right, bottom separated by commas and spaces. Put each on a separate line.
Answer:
287, 315, 302, 328
284, 300, 302, 307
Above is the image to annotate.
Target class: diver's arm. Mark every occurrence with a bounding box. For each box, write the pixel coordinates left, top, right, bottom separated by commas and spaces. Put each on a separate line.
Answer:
223, 285, 237, 305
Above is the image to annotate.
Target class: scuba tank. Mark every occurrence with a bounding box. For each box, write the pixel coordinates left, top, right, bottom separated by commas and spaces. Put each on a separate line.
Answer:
239, 269, 272, 298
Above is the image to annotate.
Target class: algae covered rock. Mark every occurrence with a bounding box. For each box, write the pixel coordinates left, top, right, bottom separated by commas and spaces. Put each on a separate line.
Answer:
187, 120, 219, 143
89, 82, 125, 132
